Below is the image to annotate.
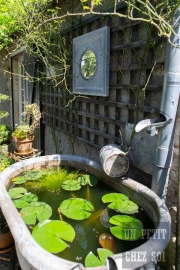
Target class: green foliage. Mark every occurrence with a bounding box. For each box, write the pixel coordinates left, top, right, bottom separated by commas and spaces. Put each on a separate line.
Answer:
85, 248, 113, 267
0, 94, 10, 121
59, 198, 94, 220
61, 174, 99, 191
8, 187, 27, 199
0, 124, 12, 145
102, 193, 139, 214
12, 124, 30, 139
20, 201, 52, 225
109, 215, 143, 241
32, 220, 76, 253
0, 153, 15, 172
13, 193, 38, 208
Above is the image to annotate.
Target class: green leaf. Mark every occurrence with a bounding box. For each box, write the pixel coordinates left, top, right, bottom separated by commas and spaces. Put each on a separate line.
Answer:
78, 174, 98, 186
60, 198, 94, 220
12, 170, 42, 184
85, 249, 113, 267
102, 193, 138, 214
8, 187, 27, 199
61, 180, 81, 191
32, 220, 75, 253
13, 193, 38, 208
109, 215, 143, 241
20, 202, 52, 225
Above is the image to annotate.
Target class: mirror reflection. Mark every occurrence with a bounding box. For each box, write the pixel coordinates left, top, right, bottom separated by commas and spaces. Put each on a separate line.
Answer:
81, 50, 96, 79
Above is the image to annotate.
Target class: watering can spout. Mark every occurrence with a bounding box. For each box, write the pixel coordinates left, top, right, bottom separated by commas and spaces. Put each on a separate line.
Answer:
135, 112, 172, 136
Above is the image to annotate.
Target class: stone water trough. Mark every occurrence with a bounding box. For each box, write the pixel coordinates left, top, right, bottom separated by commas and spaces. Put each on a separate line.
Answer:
0, 154, 171, 270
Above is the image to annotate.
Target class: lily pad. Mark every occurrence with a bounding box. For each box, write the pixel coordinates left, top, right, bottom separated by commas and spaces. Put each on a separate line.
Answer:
20, 202, 52, 225
12, 175, 28, 184
78, 174, 98, 186
102, 193, 138, 214
8, 187, 27, 199
32, 220, 75, 253
59, 198, 94, 220
109, 215, 143, 241
13, 193, 38, 208
85, 248, 113, 267
61, 180, 81, 191
12, 170, 42, 184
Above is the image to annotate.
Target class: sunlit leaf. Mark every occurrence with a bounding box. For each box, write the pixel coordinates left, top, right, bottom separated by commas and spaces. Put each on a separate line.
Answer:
85, 248, 113, 267
102, 193, 138, 214
61, 180, 81, 191
13, 193, 38, 208
109, 215, 143, 241
20, 202, 52, 225
32, 220, 75, 253
60, 198, 94, 220
78, 174, 98, 186
8, 187, 27, 199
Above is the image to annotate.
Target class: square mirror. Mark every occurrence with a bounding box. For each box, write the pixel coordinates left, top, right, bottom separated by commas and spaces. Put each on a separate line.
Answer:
73, 26, 110, 96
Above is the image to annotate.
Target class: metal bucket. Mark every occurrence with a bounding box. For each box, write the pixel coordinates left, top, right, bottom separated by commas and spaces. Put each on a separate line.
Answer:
99, 144, 129, 177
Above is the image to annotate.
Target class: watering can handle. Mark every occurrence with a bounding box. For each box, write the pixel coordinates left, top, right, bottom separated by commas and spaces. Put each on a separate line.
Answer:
135, 112, 172, 136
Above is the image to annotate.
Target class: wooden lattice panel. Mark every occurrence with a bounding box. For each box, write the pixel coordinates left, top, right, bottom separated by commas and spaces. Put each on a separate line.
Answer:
42, 6, 164, 151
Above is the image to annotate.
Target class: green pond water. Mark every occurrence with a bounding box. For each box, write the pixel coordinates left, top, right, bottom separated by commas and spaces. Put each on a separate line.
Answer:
11, 166, 154, 264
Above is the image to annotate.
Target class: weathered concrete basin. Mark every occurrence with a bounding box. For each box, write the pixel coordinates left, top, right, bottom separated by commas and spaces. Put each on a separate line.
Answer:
0, 154, 171, 270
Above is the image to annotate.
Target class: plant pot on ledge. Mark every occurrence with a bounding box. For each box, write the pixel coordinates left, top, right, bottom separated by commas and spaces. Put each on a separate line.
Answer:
12, 136, 34, 155
12, 103, 42, 157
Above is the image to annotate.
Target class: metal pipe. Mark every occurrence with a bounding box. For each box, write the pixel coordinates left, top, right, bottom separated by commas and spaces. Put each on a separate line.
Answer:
151, 9, 180, 200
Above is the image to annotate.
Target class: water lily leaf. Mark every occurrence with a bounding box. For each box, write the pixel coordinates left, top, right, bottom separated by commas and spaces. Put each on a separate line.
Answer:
20, 202, 52, 225
102, 193, 129, 203
99, 233, 116, 253
85, 248, 113, 267
78, 174, 98, 186
102, 193, 138, 214
12, 175, 27, 184
61, 180, 81, 191
60, 198, 94, 220
32, 220, 75, 253
8, 187, 27, 199
13, 193, 38, 208
12, 170, 42, 184
23, 170, 43, 180
109, 215, 143, 241
13, 198, 30, 208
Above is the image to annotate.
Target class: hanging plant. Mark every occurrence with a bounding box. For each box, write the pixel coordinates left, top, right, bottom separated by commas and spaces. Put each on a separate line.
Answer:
32, 220, 76, 253
109, 215, 143, 241
85, 248, 114, 267
59, 198, 94, 220
20, 202, 52, 225
102, 193, 138, 214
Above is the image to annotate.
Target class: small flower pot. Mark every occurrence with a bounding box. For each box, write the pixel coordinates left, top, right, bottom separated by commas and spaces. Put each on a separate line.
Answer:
12, 136, 34, 154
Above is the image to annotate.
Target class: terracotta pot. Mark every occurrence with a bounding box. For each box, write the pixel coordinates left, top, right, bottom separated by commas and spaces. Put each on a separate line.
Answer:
0, 231, 14, 251
13, 136, 34, 154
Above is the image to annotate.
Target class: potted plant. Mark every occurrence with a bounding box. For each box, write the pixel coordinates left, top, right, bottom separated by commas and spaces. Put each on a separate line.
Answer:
0, 210, 14, 252
12, 103, 42, 154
